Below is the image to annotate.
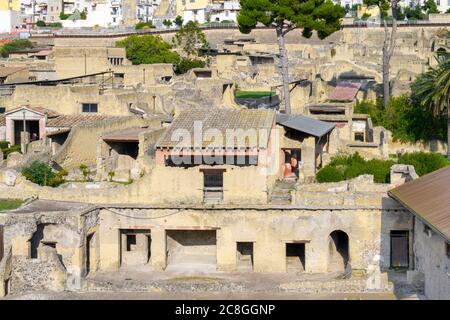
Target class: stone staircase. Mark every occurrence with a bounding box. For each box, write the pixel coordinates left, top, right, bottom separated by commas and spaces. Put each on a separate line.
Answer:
269, 178, 297, 204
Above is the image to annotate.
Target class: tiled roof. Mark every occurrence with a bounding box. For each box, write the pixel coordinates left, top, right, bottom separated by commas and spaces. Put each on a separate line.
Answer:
5, 106, 61, 118
156, 108, 275, 149
47, 114, 119, 128
328, 82, 361, 101
0, 67, 27, 78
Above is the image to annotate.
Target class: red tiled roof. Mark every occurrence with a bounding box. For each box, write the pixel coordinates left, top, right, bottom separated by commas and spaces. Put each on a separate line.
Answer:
328, 82, 362, 101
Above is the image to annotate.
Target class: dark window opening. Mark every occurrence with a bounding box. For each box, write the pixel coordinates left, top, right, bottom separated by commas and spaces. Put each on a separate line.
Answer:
446, 242, 450, 259
0, 107, 5, 114
107, 141, 139, 160
237, 242, 254, 271
126, 234, 136, 252
390, 230, 409, 269
82, 103, 98, 113
286, 243, 305, 272
354, 132, 365, 142
203, 170, 224, 203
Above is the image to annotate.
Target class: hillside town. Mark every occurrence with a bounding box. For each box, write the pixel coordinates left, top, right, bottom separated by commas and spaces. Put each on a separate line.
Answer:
0, 0, 449, 303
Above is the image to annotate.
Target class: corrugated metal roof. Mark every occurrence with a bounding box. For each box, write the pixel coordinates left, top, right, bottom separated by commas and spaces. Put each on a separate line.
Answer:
389, 165, 450, 241
276, 114, 335, 137
328, 82, 361, 101
156, 108, 275, 149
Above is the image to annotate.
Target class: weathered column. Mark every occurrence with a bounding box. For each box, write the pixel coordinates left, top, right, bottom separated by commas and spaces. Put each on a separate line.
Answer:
99, 227, 120, 271
216, 228, 236, 272
150, 228, 166, 271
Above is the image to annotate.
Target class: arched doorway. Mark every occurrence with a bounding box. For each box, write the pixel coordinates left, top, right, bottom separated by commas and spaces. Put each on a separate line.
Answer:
328, 230, 350, 273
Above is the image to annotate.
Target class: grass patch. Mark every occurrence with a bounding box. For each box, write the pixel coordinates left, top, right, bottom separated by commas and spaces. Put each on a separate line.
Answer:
171, 276, 223, 281
0, 199, 23, 212
235, 90, 276, 99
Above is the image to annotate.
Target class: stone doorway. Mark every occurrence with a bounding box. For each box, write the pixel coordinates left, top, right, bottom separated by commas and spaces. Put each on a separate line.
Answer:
328, 230, 350, 273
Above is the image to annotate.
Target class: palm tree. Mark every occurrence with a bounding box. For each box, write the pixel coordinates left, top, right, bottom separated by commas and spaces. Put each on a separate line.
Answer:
413, 53, 450, 158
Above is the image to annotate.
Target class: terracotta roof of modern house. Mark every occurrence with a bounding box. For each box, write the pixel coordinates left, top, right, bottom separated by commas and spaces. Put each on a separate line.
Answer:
156, 108, 275, 149
0, 67, 27, 78
388, 165, 450, 241
328, 82, 362, 101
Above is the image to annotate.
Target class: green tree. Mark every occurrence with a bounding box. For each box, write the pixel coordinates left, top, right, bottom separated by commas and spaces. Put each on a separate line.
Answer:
163, 19, 173, 27
172, 21, 209, 58
422, 0, 439, 14
238, 0, 344, 114
411, 53, 450, 158
364, 0, 399, 107
116, 34, 181, 65
175, 58, 205, 74
36, 20, 46, 27
174, 15, 184, 27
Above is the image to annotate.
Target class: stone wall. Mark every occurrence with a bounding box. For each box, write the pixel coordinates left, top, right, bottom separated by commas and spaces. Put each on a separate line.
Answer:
53, 116, 163, 169
412, 219, 450, 300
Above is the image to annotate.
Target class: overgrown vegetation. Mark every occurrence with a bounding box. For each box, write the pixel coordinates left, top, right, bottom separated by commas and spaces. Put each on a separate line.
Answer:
117, 35, 180, 65
0, 141, 21, 159
116, 34, 207, 75
174, 58, 205, 75
0, 199, 23, 212
0, 39, 33, 58
22, 161, 67, 187
135, 21, 154, 30
354, 96, 447, 143
316, 152, 450, 183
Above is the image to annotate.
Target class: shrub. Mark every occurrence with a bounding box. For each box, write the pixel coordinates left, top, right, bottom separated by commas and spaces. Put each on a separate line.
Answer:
316, 166, 344, 183
365, 159, 395, 183
0, 39, 33, 58
59, 12, 70, 20
22, 161, 55, 186
0, 141, 9, 150
79, 164, 91, 182
36, 20, 46, 27
135, 21, 154, 30
2, 145, 21, 159
398, 152, 450, 176
175, 58, 205, 74
48, 22, 63, 28
47, 169, 68, 187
